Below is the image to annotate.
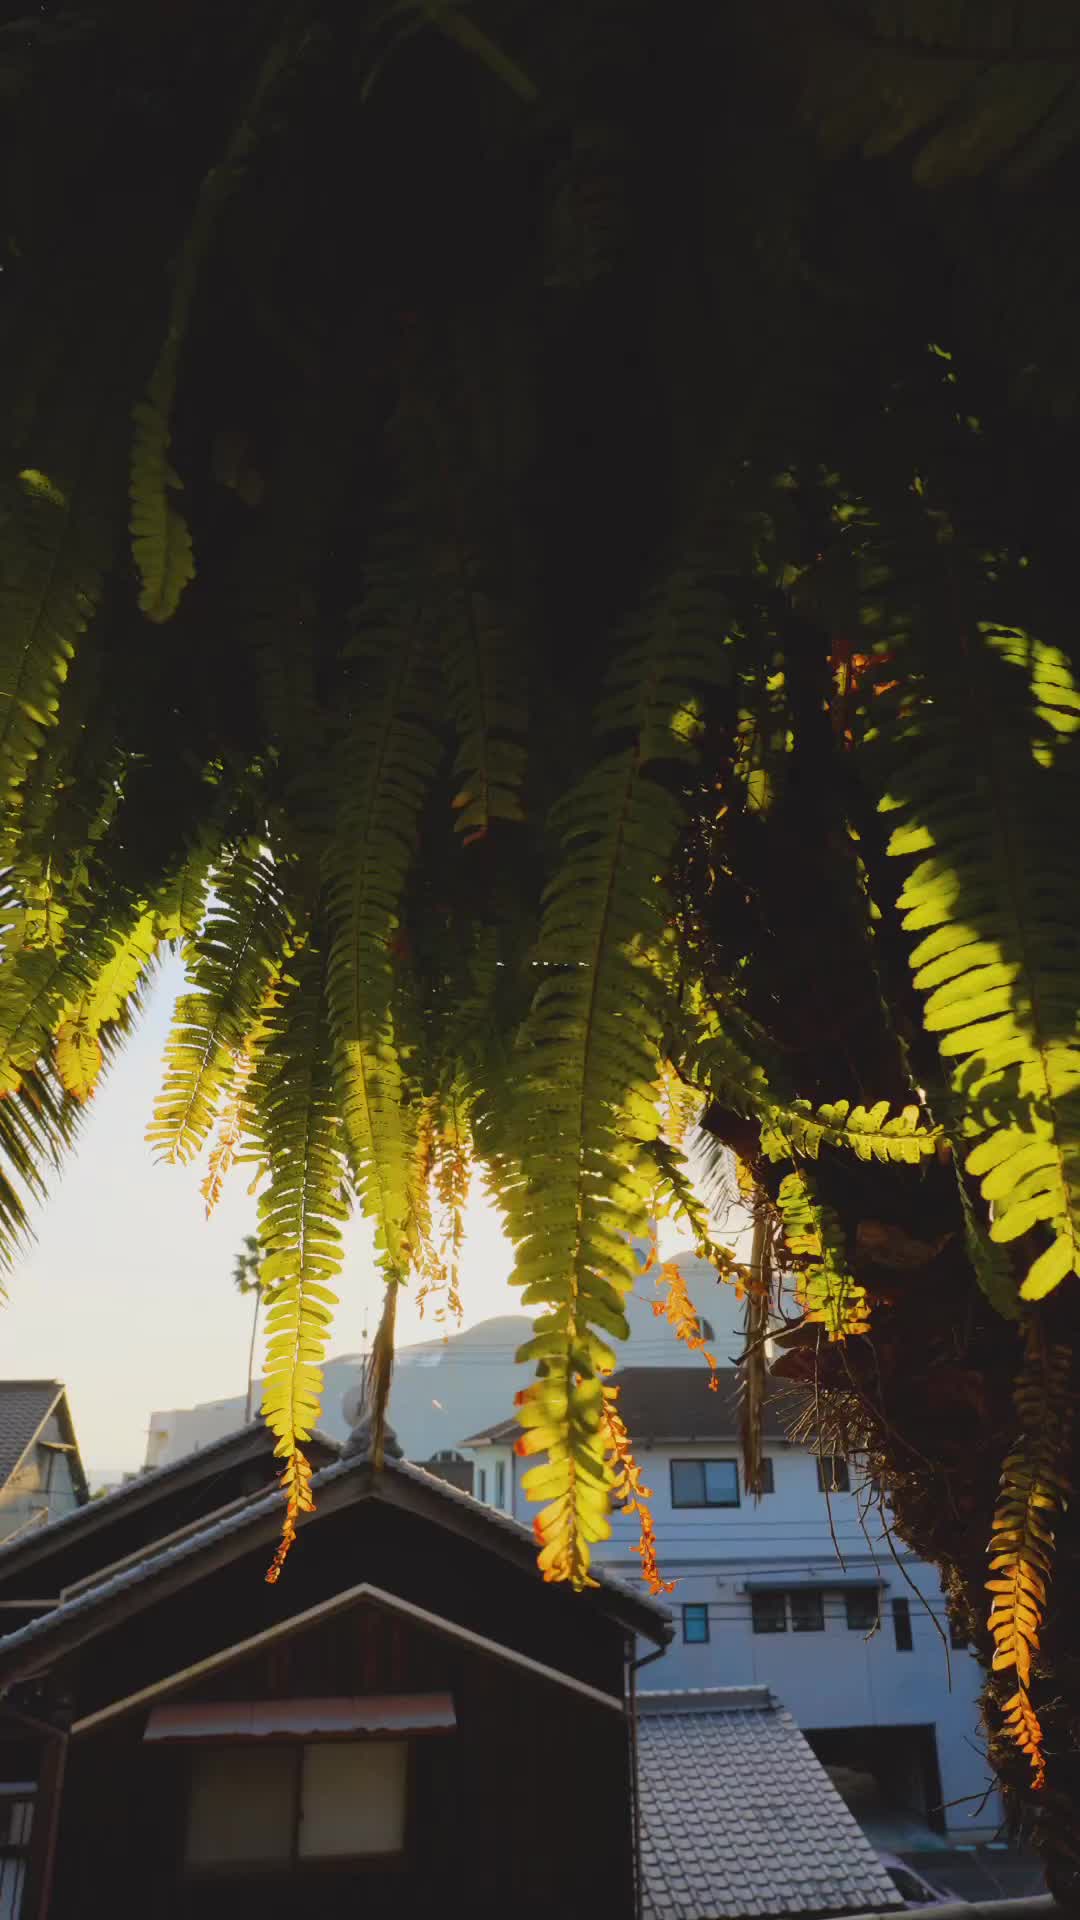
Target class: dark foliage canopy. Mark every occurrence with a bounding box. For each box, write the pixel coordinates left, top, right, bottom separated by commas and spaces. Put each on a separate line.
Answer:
4, 0, 1080, 1869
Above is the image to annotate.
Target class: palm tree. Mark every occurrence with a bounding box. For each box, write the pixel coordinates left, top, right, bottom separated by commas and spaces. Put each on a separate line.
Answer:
233, 1234, 262, 1424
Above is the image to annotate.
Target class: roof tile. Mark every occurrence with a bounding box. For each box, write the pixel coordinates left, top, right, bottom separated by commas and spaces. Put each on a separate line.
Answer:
638, 1688, 902, 1920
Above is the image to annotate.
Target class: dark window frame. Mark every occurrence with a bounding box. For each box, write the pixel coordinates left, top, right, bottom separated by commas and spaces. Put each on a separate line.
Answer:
670, 1457, 740, 1509
816, 1456, 851, 1494
751, 1590, 788, 1635
789, 1589, 824, 1633
892, 1597, 913, 1651
682, 1603, 710, 1644
494, 1459, 506, 1508
844, 1587, 881, 1633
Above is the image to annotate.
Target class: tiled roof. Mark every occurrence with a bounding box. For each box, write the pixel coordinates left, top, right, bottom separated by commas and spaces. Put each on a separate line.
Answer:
0, 1421, 338, 1572
638, 1688, 902, 1920
0, 1450, 671, 1668
0, 1381, 64, 1489
463, 1368, 808, 1447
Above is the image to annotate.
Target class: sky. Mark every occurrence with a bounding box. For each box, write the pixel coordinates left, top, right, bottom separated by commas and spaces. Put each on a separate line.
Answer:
2, 955, 522, 1475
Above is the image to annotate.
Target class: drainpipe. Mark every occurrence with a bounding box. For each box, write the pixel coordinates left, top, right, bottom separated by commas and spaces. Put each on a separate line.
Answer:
627, 1639, 669, 1920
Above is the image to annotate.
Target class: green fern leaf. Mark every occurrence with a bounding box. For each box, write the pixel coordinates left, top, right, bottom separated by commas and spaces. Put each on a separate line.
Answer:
323, 541, 442, 1275
512, 602, 728, 1586
882, 621, 1080, 1305
0, 464, 107, 802
433, 544, 527, 843
254, 946, 347, 1571
777, 1165, 869, 1341
147, 846, 289, 1163
130, 23, 313, 622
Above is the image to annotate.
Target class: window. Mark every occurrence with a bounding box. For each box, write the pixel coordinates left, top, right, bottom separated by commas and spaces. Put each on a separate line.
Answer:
682, 1603, 709, 1644
751, 1591, 787, 1634
892, 1597, 913, 1651
477, 1467, 487, 1504
789, 1589, 824, 1633
816, 1456, 850, 1494
844, 1588, 880, 1633
0, 1781, 34, 1917
185, 1742, 408, 1869
698, 1318, 715, 1342
756, 1457, 775, 1494
949, 1619, 970, 1651
670, 1458, 739, 1508
494, 1460, 506, 1508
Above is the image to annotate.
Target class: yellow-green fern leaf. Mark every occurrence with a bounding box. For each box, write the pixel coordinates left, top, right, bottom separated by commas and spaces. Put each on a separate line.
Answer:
147, 846, 289, 1163
0, 465, 106, 801
882, 622, 1080, 1305
763, 1096, 940, 1165
512, 601, 728, 1586
130, 23, 313, 622
777, 1166, 869, 1341
254, 946, 347, 1574
54, 909, 159, 1101
323, 538, 442, 1275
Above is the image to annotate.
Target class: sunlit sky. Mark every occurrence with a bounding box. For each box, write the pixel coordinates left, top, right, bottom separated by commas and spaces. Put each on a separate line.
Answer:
2, 956, 525, 1475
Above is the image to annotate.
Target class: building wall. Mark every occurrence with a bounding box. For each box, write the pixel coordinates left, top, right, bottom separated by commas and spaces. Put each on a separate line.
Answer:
143, 1252, 741, 1470
470, 1433, 997, 1841
0, 1413, 82, 1542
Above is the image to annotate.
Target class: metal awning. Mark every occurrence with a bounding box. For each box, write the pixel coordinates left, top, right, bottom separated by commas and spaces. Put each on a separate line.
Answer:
143, 1692, 456, 1743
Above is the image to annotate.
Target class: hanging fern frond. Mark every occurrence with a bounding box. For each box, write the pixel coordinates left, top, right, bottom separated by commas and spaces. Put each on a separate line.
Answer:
512, 605, 728, 1586
0, 462, 109, 806
600, 1380, 675, 1597
761, 1096, 940, 1165
882, 619, 1080, 1305
256, 946, 347, 1580
130, 21, 316, 622
323, 547, 442, 1277
987, 1322, 1074, 1789
147, 846, 290, 1163
777, 1165, 870, 1341
53, 908, 160, 1102
433, 548, 527, 844
0, 881, 143, 1094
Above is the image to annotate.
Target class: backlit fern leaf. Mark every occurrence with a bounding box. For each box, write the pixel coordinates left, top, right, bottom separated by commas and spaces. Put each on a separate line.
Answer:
147, 846, 289, 1163
0, 882, 144, 1095
130, 23, 312, 622
762, 1096, 939, 1165
433, 543, 527, 843
255, 947, 347, 1580
54, 908, 160, 1102
323, 544, 442, 1276
511, 610, 727, 1587
0, 465, 107, 804
776, 1165, 870, 1341
882, 622, 1080, 1305
987, 1322, 1073, 1788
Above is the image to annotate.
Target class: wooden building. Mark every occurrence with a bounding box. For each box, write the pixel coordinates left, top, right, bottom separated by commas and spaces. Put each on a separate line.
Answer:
0, 1429, 670, 1919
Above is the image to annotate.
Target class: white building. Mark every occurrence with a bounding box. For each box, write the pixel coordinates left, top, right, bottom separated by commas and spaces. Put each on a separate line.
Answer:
144, 1247, 738, 1469
461, 1362, 1000, 1853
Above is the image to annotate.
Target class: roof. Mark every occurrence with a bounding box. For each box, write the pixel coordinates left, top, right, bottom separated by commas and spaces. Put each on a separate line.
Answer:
0, 1420, 338, 1588
637, 1688, 902, 1920
0, 1450, 671, 1676
463, 1368, 807, 1448
0, 1381, 87, 1504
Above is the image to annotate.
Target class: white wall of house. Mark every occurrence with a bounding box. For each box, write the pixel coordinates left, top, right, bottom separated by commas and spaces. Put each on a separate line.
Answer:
467, 1432, 998, 1843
